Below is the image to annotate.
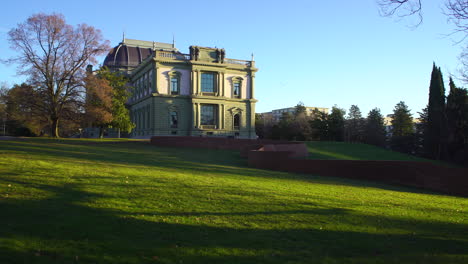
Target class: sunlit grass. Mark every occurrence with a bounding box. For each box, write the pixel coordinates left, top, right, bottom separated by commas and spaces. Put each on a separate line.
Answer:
307, 141, 433, 161
0, 138, 467, 263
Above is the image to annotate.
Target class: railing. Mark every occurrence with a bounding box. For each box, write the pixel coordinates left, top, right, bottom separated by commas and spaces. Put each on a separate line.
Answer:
225, 58, 251, 66
155, 51, 252, 66
157, 51, 191, 60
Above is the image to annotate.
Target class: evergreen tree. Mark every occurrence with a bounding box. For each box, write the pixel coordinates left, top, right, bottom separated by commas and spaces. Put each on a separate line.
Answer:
390, 101, 415, 153
309, 109, 329, 141
364, 108, 386, 147
424, 63, 448, 159
446, 77, 468, 164
98, 67, 135, 137
415, 106, 428, 156
328, 106, 346, 141
345, 105, 365, 142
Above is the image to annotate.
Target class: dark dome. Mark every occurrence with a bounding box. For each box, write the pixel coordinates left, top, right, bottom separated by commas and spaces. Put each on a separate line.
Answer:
103, 38, 177, 71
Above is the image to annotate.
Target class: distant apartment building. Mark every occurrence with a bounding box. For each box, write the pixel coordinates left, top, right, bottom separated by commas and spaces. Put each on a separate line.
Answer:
262, 106, 329, 122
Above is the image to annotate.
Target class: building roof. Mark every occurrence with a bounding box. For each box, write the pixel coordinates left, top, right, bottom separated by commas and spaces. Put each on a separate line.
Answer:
103, 38, 177, 70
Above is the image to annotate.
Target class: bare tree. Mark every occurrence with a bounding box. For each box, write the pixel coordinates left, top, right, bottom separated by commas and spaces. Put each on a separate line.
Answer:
378, 0, 468, 36
378, 1, 468, 80
377, 0, 423, 26
6, 13, 110, 137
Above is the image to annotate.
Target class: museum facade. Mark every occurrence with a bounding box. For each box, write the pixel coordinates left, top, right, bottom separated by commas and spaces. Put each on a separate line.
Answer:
103, 38, 258, 138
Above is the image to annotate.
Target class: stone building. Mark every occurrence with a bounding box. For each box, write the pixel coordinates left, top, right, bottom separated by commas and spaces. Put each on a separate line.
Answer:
262, 106, 329, 122
104, 38, 257, 138
103, 38, 258, 138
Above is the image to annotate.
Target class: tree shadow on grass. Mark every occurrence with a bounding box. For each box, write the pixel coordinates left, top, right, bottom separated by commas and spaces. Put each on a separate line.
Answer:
0, 177, 467, 264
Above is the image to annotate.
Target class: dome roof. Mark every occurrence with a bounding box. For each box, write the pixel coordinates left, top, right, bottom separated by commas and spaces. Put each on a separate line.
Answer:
103, 38, 177, 71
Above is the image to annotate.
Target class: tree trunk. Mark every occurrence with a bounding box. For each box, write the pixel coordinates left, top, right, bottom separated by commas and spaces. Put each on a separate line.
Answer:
117, 128, 121, 138
51, 118, 60, 138
99, 126, 104, 139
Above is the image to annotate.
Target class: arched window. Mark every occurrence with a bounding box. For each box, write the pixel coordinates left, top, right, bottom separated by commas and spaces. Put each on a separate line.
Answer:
170, 111, 178, 128
233, 114, 240, 130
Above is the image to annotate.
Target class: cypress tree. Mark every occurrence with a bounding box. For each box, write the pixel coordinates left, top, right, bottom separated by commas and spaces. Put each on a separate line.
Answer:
446, 77, 468, 163
424, 63, 448, 160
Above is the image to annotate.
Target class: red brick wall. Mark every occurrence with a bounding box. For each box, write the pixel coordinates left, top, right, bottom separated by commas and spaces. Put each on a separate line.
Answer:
149, 136, 468, 197
248, 150, 468, 197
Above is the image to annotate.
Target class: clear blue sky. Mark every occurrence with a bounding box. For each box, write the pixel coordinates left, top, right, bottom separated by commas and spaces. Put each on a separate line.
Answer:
0, 0, 463, 117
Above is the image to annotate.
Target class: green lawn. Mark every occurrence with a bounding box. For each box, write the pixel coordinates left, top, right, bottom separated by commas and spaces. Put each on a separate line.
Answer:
307, 141, 431, 161
0, 138, 467, 264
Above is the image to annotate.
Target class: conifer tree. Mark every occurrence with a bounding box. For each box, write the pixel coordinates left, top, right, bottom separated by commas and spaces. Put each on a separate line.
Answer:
446, 77, 468, 163
424, 63, 448, 160
364, 108, 386, 147
390, 101, 415, 153
345, 105, 365, 142
328, 106, 346, 141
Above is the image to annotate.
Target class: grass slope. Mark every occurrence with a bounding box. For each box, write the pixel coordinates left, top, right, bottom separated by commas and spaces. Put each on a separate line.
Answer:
307, 141, 430, 161
0, 138, 467, 264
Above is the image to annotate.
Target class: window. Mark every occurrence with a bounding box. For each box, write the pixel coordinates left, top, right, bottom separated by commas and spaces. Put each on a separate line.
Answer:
148, 71, 153, 94
170, 78, 179, 95
144, 73, 148, 95
233, 83, 240, 97
168, 71, 181, 95
201, 73, 216, 94
170, 111, 178, 128
232, 77, 243, 98
233, 114, 240, 130
201, 104, 216, 126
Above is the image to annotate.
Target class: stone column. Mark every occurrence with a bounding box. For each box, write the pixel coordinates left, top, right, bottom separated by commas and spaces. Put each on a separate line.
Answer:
221, 104, 225, 129
250, 72, 255, 99
221, 72, 225, 97
192, 103, 197, 129
217, 104, 222, 129
190, 71, 194, 95
197, 103, 201, 128
154, 64, 159, 94
197, 71, 201, 95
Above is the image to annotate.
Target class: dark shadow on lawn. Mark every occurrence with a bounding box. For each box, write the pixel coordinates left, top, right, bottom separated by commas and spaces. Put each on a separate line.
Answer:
0, 179, 467, 264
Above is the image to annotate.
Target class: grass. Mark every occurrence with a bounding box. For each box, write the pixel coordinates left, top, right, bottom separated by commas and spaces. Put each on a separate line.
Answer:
0, 138, 467, 264
307, 141, 433, 161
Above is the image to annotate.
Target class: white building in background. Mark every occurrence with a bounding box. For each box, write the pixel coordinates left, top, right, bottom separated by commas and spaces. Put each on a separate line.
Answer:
262, 106, 329, 121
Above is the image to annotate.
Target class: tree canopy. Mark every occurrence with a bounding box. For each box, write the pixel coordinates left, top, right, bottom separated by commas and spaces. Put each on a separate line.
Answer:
6, 13, 110, 137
